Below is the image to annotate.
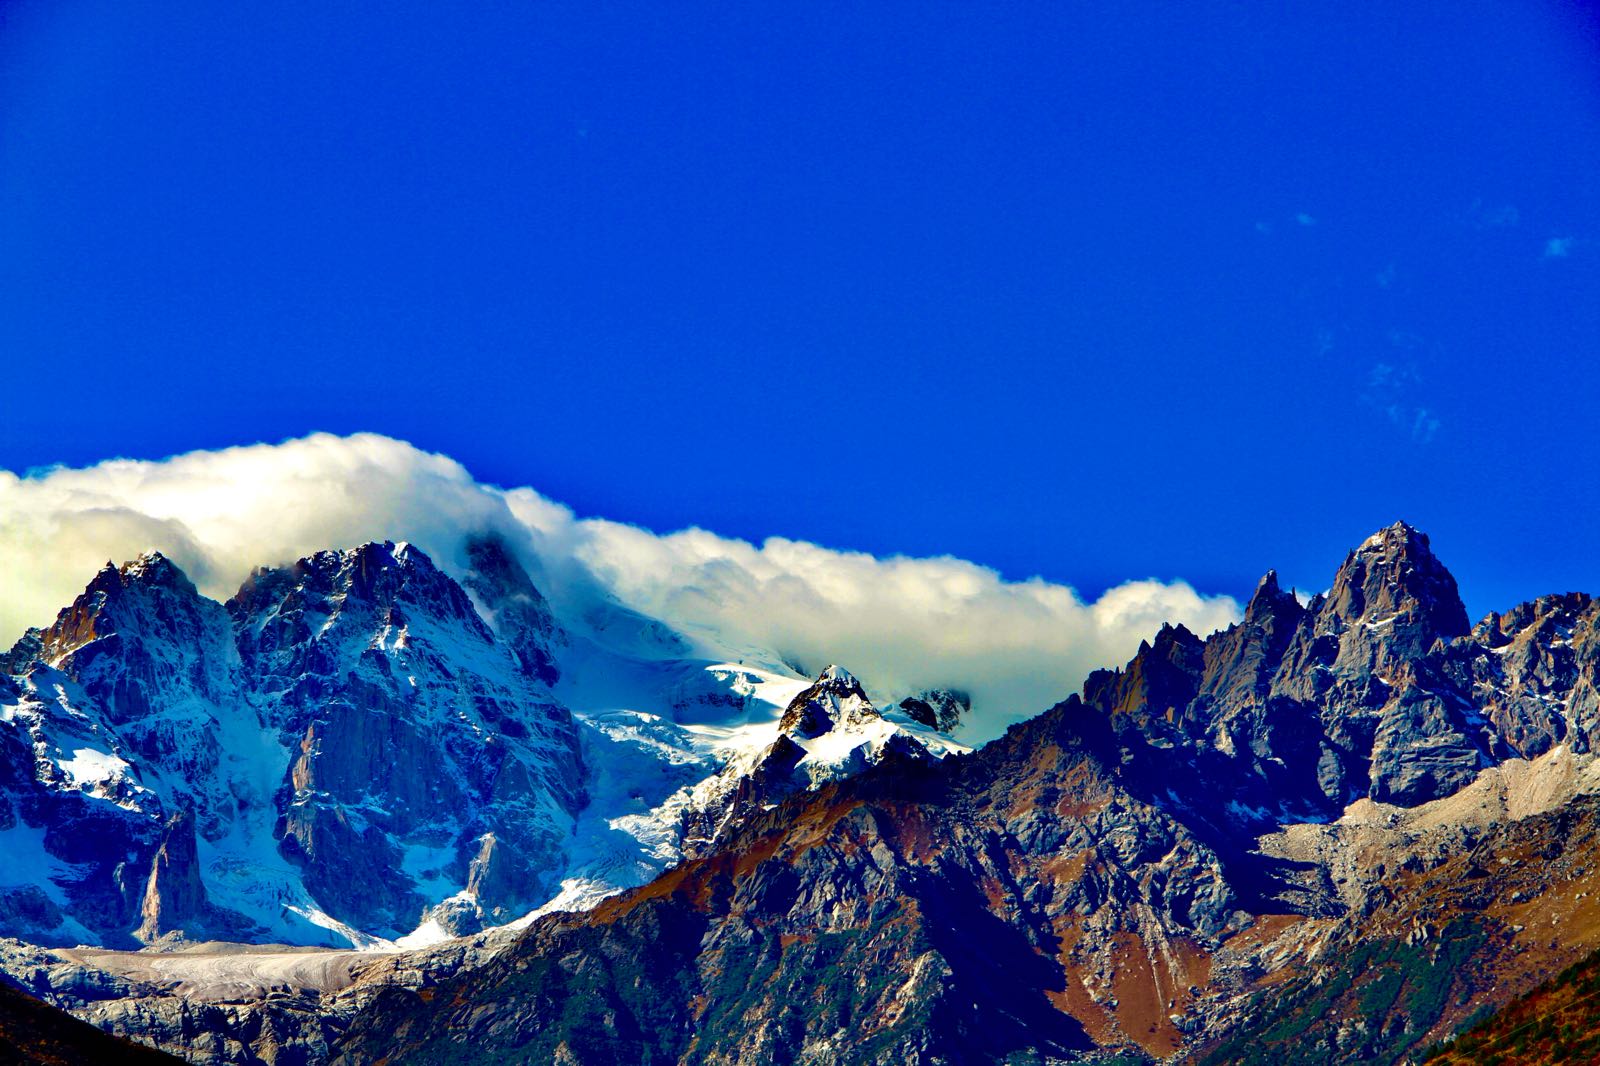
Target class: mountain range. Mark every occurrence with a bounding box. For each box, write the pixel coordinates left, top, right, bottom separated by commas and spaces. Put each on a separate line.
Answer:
3, 521, 1598, 1064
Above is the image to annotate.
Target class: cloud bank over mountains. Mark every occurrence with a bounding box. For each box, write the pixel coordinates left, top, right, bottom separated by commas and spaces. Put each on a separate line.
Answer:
0, 433, 1240, 734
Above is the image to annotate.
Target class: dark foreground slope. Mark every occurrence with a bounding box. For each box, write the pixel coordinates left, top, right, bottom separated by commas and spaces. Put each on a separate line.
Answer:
0, 979, 178, 1065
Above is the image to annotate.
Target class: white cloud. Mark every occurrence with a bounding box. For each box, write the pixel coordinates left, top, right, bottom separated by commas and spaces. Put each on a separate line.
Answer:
1295, 212, 1317, 226
0, 434, 1240, 737
1544, 236, 1577, 258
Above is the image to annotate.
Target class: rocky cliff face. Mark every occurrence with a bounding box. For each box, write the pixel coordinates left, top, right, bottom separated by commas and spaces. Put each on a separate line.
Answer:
0, 973, 180, 1066
460, 533, 567, 687
897, 688, 968, 734
0, 542, 588, 946
0, 554, 263, 945
230, 540, 586, 936
1080, 522, 1566, 838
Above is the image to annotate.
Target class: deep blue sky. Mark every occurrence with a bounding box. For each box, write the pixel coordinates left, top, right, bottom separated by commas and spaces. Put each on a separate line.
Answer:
1, 2, 1597, 618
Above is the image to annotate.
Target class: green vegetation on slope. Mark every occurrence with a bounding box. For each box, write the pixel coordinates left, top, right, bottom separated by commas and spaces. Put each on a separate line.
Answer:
1421, 947, 1600, 1066
1196, 919, 1489, 1066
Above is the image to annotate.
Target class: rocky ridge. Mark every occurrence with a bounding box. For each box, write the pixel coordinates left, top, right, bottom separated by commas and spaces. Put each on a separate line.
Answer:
328, 521, 1600, 1065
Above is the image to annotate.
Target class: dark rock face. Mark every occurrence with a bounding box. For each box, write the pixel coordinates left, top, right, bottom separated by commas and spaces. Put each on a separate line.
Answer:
775, 665, 874, 738
897, 688, 968, 733
0, 542, 588, 945
229, 541, 587, 936
137, 811, 208, 941
0, 554, 247, 945
461, 533, 566, 687
1076, 521, 1560, 825
0, 977, 180, 1065
1459, 591, 1600, 756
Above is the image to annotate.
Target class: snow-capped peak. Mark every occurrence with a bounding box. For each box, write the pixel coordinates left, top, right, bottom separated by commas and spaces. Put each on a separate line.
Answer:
778, 665, 878, 740
817, 663, 859, 686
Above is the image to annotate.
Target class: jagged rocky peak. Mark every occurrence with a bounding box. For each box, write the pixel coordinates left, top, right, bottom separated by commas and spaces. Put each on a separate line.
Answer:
1067, 521, 1509, 818
462, 532, 565, 686
1327, 521, 1469, 644
898, 688, 969, 733
1475, 591, 1596, 649
1245, 569, 1303, 621
1083, 621, 1205, 720
1460, 591, 1600, 759
676, 664, 941, 860
117, 550, 196, 591
234, 540, 471, 620
34, 551, 206, 666
778, 664, 877, 738
229, 539, 496, 682
1188, 571, 1306, 715
342, 540, 486, 626
0, 628, 44, 676
228, 537, 586, 936
26, 551, 241, 732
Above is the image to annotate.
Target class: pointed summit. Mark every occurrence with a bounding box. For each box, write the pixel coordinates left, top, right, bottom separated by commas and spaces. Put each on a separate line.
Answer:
779, 665, 876, 738
36, 551, 208, 666
1354, 520, 1430, 558
1327, 522, 1468, 646
1084, 621, 1204, 720
817, 664, 863, 691
119, 551, 198, 595
1152, 621, 1198, 650
1244, 569, 1304, 624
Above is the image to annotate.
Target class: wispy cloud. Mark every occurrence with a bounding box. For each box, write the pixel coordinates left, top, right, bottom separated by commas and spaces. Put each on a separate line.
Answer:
1295, 212, 1317, 227
1466, 199, 1520, 229
1364, 361, 1440, 444
1544, 236, 1578, 258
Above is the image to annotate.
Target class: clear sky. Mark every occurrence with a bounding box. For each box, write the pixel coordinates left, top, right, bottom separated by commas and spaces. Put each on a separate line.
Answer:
1, 2, 1596, 619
